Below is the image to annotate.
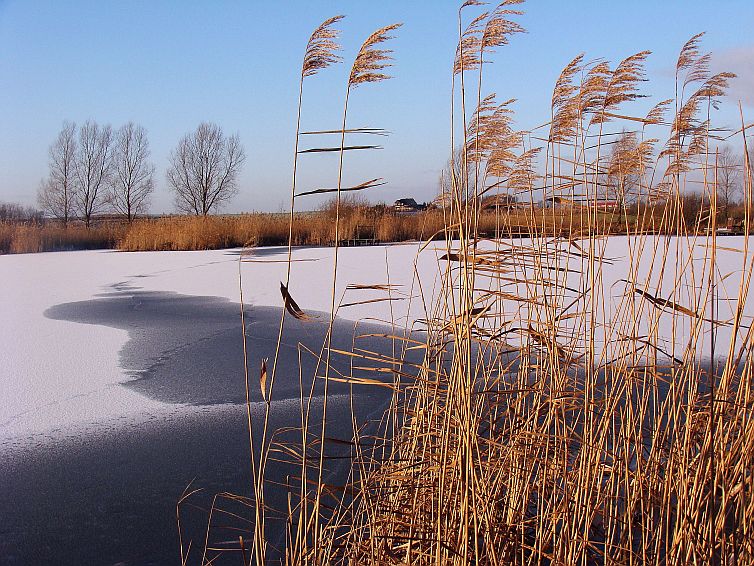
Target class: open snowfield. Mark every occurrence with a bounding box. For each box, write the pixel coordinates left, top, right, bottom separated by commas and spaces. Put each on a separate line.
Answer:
0, 242, 439, 564
1, 236, 752, 564
4, 236, 752, 448
0, 243, 437, 447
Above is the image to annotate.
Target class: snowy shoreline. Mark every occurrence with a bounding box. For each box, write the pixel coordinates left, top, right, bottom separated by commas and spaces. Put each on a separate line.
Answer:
3, 236, 752, 446
1, 244, 430, 564
2, 237, 753, 564
1, 252, 408, 564
0, 243, 433, 447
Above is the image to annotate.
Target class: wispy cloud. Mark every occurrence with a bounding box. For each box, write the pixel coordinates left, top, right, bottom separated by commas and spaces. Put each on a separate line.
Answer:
713, 45, 754, 108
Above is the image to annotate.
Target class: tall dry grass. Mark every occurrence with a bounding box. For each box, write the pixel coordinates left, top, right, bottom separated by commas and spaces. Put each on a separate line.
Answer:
184, 4, 754, 565
1, 207, 733, 256
0, 221, 124, 254
117, 211, 433, 251
117, 210, 634, 252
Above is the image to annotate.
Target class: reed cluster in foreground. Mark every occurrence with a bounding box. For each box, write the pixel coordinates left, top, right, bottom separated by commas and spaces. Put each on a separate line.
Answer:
182, 5, 754, 565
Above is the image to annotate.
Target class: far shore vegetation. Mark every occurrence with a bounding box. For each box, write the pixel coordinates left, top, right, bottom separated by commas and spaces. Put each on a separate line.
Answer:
0, 192, 752, 254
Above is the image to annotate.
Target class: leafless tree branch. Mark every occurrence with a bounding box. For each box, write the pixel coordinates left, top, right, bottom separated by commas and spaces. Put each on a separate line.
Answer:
37, 121, 77, 225
166, 122, 246, 216
74, 120, 113, 228
108, 122, 155, 222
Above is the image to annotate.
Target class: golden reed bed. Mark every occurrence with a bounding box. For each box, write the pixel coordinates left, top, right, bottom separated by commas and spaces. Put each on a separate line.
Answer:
180, 4, 754, 565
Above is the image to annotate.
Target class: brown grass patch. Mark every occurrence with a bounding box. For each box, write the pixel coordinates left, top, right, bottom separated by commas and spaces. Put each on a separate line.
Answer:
0, 221, 125, 254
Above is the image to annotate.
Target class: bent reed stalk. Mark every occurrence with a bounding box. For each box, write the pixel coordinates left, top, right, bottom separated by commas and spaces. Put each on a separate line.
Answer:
186, 4, 754, 565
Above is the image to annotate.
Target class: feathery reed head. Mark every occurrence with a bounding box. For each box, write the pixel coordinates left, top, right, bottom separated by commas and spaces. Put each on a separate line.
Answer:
591, 50, 651, 125
302, 15, 345, 78
605, 51, 650, 107
484, 121, 525, 179
507, 145, 541, 191
454, 2, 525, 75
467, 94, 517, 167
482, 1, 526, 51
662, 35, 736, 174
349, 23, 402, 89
551, 54, 584, 107
549, 54, 584, 142
453, 12, 488, 74
676, 32, 713, 90
697, 71, 737, 103
606, 131, 655, 181
579, 60, 611, 115
676, 32, 705, 73
644, 98, 672, 125
460, 0, 487, 11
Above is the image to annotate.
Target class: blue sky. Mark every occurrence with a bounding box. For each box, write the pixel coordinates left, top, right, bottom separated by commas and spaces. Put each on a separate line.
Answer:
1, 1, 752, 213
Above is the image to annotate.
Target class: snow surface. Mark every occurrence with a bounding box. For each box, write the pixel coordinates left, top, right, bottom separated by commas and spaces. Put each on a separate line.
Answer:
2, 236, 753, 451
0, 243, 441, 449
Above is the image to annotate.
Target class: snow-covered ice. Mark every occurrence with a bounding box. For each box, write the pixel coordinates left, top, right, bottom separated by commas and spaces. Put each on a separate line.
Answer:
3, 237, 753, 449
2, 237, 753, 564
0, 243, 440, 448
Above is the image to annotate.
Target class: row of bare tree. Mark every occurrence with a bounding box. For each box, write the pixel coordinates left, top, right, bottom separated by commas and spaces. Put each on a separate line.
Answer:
0, 201, 44, 223
39, 121, 151, 226
38, 121, 245, 226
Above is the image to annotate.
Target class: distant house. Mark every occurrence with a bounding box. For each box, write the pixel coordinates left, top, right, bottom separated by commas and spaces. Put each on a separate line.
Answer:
394, 198, 428, 213
542, 196, 565, 209
481, 194, 524, 212
594, 200, 620, 212
543, 195, 619, 211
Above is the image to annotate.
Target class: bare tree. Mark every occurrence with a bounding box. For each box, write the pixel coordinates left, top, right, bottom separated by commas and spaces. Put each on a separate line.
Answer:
109, 122, 154, 222
0, 201, 43, 223
604, 131, 653, 220
167, 122, 245, 215
37, 121, 77, 225
75, 120, 113, 227
437, 146, 472, 208
716, 145, 741, 217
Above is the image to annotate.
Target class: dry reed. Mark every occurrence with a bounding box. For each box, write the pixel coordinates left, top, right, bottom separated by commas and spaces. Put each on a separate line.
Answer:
0, 221, 124, 254
185, 4, 754, 565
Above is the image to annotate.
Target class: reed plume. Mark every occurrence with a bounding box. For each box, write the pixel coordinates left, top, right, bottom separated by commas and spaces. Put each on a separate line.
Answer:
246, 14, 344, 565
453, 13, 487, 75
348, 23, 403, 88
302, 15, 345, 78
481, 1, 525, 52
592, 50, 650, 125
191, 11, 754, 566
644, 98, 672, 126
549, 54, 584, 143
662, 33, 736, 177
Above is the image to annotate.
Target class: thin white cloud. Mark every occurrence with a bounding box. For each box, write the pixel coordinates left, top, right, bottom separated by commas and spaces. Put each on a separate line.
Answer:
713, 45, 754, 108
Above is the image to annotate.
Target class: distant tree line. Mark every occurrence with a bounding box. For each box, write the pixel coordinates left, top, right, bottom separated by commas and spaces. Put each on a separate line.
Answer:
37, 121, 245, 226
0, 201, 44, 223
604, 136, 749, 222
438, 136, 751, 225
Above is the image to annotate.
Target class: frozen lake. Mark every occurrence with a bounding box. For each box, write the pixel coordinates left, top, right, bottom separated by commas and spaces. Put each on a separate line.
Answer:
1, 236, 752, 564
0, 243, 435, 565
0, 244, 433, 446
